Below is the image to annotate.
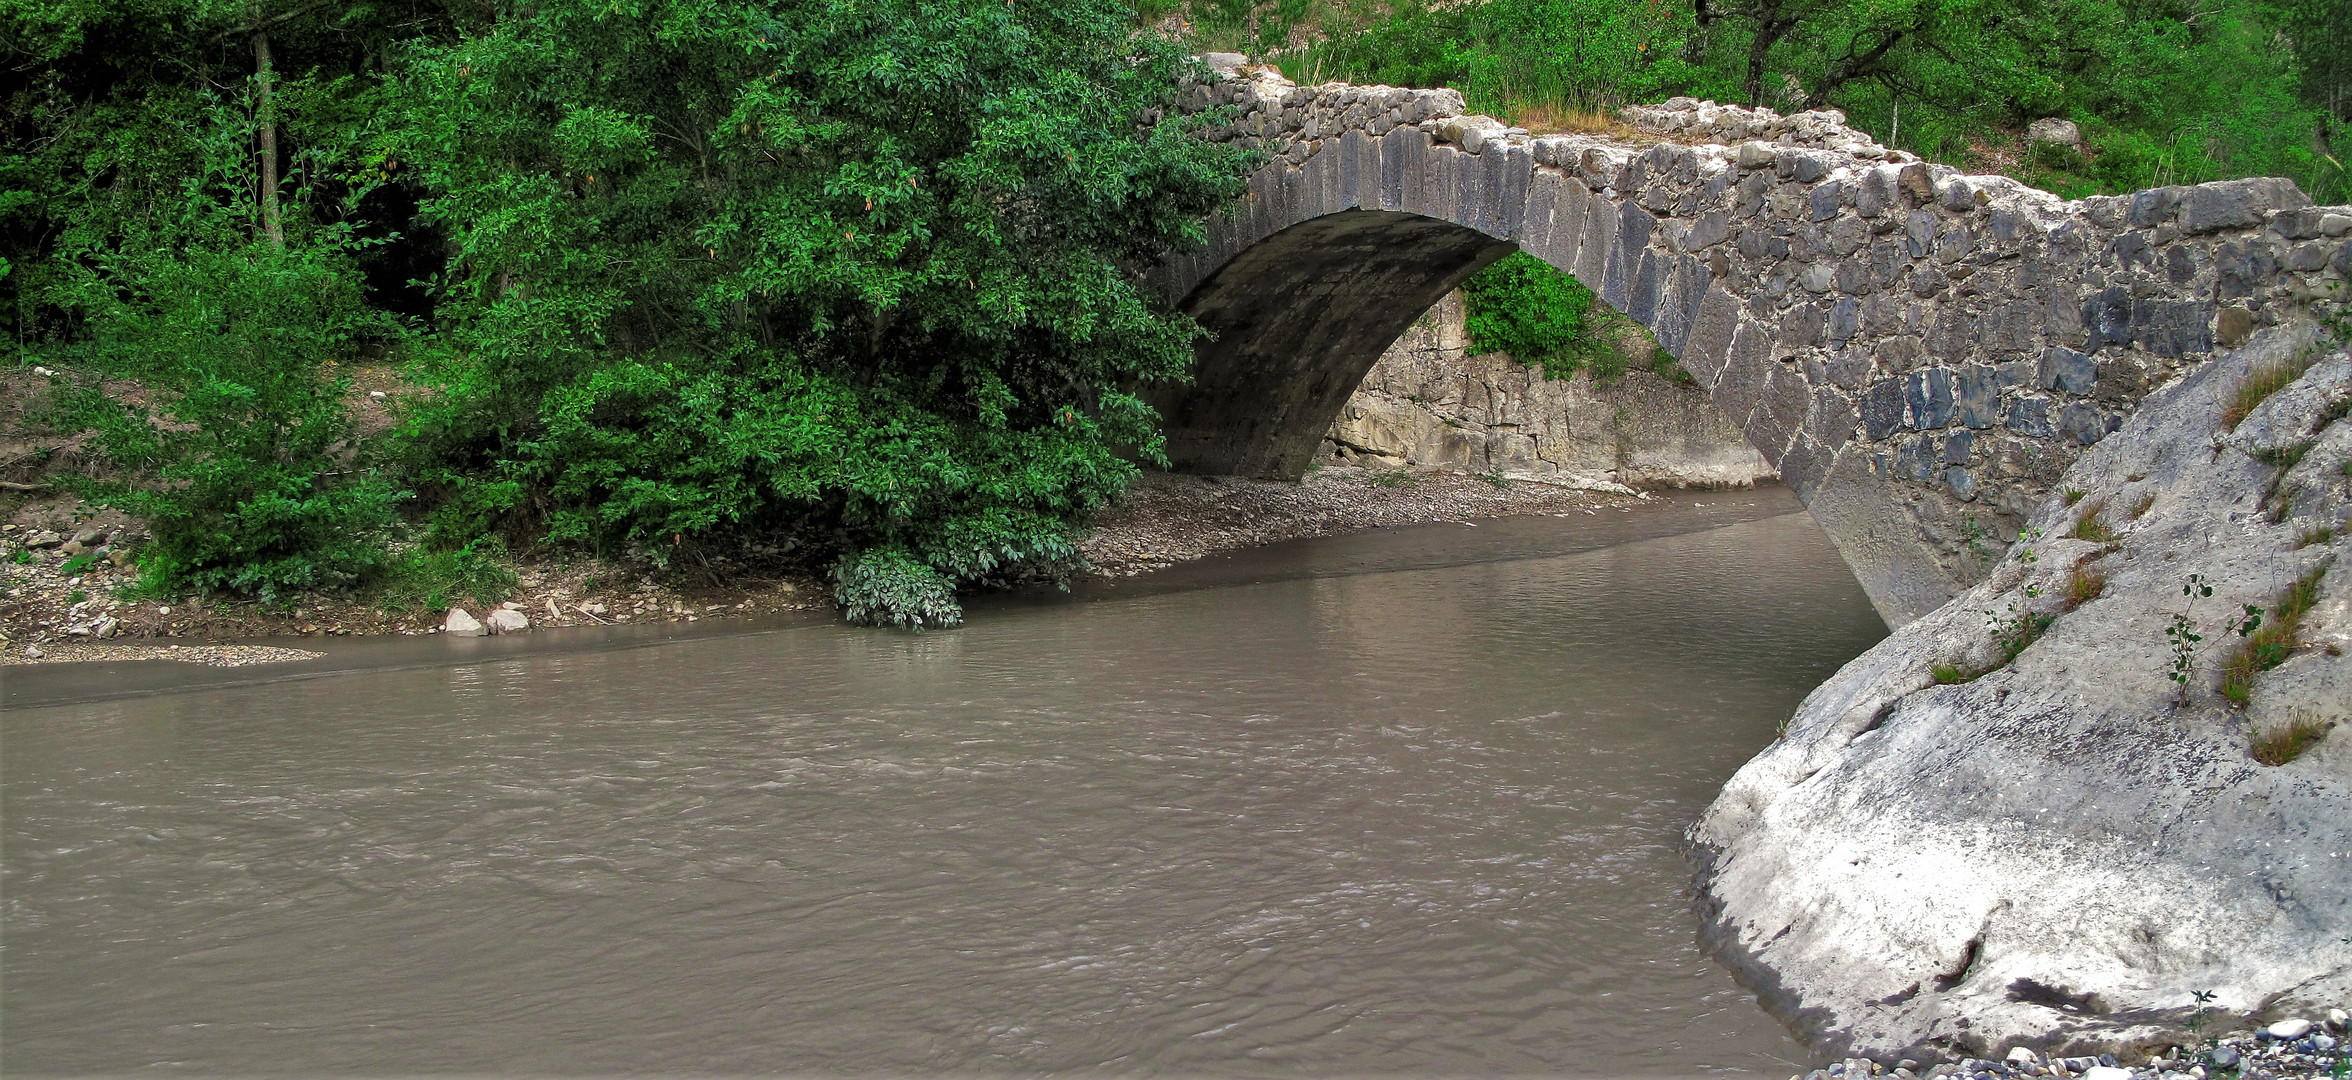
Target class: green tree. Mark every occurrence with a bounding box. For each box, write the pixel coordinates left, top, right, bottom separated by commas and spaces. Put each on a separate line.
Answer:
391, 0, 1254, 625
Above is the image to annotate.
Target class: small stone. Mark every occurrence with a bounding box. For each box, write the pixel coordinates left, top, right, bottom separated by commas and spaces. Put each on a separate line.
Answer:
2217, 306, 2254, 347
2008, 1049, 2041, 1067
442, 607, 487, 637
24, 645, 42, 659
368, 390, 388, 398
59, 540, 85, 557
92, 616, 118, 639
2265, 1018, 2312, 1039
580, 602, 608, 616
24, 529, 63, 548
71, 527, 102, 545
2207, 1045, 2239, 1069
157, 606, 170, 615
486, 608, 529, 634
1738, 141, 1779, 169
2082, 1067, 2132, 1080
2327, 1007, 2347, 1031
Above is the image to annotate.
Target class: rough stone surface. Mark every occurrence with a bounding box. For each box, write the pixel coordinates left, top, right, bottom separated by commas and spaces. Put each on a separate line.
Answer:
1692, 324, 2352, 1061
485, 608, 530, 634
2027, 118, 2082, 149
1317, 289, 1776, 488
441, 607, 486, 637
1154, 67, 2352, 625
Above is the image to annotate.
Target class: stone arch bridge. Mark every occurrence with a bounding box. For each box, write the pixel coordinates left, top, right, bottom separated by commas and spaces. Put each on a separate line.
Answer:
1144, 59, 2352, 625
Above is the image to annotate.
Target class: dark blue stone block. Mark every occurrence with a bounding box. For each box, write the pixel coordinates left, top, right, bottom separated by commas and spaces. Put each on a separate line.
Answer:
1907, 368, 1955, 428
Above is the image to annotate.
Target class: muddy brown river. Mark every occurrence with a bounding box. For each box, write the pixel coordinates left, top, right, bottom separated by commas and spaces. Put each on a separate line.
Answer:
3, 488, 1886, 1076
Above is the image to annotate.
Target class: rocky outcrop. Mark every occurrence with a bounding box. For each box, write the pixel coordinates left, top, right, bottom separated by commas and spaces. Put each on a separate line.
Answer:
1693, 322, 2352, 1061
1317, 289, 1775, 488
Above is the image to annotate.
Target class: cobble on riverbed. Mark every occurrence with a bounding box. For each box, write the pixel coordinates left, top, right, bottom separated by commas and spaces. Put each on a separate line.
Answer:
1806, 1011, 2351, 1080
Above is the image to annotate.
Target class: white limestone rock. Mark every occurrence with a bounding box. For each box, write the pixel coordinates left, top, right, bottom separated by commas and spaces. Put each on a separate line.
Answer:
485, 608, 529, 634
1694, 323, 2352, 1061
441, 607, 486, 637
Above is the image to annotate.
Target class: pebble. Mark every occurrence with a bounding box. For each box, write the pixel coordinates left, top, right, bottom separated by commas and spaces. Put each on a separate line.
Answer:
2208, 1045, 2241, 1069
2270, 1019, 2314, 1039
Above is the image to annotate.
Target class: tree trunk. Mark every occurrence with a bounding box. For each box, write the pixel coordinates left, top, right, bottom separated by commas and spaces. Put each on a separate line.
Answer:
255, 30, 283, 250
1740, 18, 1768, 107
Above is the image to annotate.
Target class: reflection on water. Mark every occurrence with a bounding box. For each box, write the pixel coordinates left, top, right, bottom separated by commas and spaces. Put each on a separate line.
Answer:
2, 493, 1884, 1076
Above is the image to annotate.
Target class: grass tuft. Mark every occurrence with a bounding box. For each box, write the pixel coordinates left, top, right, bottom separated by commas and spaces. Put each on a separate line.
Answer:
2298, 523, 2342, 548
2250, 715, 2335, 766
2067, 498, 2117, 542
1931, 661, 1982, 685
2129, 492, 2158, 520
2222, 352, 2318, 430
2062, 487, 2088, 506
2218, 558, 2333, 706
2063, 560, 2108, 609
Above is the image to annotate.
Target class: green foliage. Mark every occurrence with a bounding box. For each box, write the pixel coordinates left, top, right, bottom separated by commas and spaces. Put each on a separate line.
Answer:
1986, 586, 2053, 666
44, 212, 408, 605
9, 0, 1254, 628
1462, 252, 1594, 377
1459, 251, 1677, 384
378, 538, 520, 613
832, 545, 963, 628
1284, 0, 2347, 204
392, 0, 1255, 626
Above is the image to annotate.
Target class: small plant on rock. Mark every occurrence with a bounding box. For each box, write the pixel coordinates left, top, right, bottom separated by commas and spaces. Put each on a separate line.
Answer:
2222, 352, 2318, 430
2218, 559, 2333, 705
2064, 560, 2108, 609
2131, 493, 2158, 520
2068, 498, 2117, 542
1988, 584, 2055, 667
2166, 574, 2217, 706
2250, 714, 2335, 766
2063, 487, 2088, 505
1931, 661, 1981, 685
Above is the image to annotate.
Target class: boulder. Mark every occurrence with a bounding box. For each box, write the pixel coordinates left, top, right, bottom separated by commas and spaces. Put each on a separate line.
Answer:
485, 608, 529, 634
440, 608, 486, 637
2026, 118, 2081, 148
1695, 323, 2352, 1060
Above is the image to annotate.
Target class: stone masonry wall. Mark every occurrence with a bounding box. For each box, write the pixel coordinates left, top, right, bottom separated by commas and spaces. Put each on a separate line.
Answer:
1317, 290, 1777, 488
1150, 54, 2352, 623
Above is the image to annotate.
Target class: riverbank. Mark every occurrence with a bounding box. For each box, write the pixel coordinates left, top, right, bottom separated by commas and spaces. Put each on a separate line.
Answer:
3, 464, 1644, 663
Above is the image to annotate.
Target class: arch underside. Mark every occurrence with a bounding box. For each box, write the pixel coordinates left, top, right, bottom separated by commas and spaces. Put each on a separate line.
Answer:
1158, 211, 1516, 478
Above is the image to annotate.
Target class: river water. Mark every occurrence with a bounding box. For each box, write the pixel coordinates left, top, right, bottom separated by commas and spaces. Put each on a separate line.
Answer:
3, 489, 1886, 1076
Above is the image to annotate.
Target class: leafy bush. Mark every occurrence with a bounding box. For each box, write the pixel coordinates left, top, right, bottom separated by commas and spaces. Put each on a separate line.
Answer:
393, 0, 1254, 627
49, 232, 406, 604
832, 546, 964, 628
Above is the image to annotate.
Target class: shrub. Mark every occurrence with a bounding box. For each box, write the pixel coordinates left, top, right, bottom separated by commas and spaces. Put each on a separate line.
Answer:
1462, 251, 1599, 379
832, 546, 964, 629
378, 538, 520, 613
1931, 661, 1981, 685
51, 240, 407, 604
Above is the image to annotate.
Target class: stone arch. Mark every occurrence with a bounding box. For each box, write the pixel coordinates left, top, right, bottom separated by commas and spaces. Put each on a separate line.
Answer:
1145, 72, 2352, 625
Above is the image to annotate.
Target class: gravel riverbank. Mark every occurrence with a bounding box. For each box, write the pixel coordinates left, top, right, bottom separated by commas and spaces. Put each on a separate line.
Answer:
5, 465, 1649, 662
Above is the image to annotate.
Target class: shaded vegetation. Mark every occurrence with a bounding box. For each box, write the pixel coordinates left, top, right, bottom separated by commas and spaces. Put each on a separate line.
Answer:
6, 0, 1255, 625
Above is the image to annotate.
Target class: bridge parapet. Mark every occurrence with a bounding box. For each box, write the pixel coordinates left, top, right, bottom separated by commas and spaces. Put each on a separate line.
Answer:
1154, 60, 2352, 623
